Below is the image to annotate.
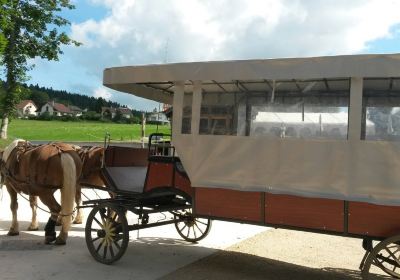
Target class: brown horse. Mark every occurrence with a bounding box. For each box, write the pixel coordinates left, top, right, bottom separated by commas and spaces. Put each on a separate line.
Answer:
28, 145, 105, 226
0, 140, 82, 245
72, 145, 105, 224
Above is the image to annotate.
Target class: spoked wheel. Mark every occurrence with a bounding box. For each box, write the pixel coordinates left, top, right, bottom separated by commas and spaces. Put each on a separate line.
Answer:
85, 204, 129, 264
174, 209, 212, 243
361, 234, 400, 279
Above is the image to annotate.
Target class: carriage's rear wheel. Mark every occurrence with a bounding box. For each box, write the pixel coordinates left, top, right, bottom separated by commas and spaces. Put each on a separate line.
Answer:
85, 204, 129, 264
361, 234, 400, 279
174, 209, 211, 243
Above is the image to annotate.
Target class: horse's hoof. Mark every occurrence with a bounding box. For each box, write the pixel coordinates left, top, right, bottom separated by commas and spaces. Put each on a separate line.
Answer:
54, 237, 66, 246
27, 226, 39, 231
45, 235, 56, 244
7, 231, 19, 236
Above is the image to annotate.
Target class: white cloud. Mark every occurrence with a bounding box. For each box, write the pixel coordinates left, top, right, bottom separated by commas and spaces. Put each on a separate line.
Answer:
66, 0, 400, 109
72, 1, 400, 62
93, 87, 112, 100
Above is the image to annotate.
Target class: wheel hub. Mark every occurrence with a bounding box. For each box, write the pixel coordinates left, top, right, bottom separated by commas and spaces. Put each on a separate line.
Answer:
97, 230, 106, 238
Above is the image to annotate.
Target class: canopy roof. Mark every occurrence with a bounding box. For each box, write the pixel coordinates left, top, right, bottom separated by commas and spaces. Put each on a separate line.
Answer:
103, 53, 400, 104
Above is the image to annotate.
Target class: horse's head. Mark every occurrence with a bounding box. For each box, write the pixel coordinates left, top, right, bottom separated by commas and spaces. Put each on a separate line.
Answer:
79, 146, 105, 186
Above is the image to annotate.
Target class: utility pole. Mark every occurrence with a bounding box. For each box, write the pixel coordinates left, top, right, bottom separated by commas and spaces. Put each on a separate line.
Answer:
141, 112, 146, 148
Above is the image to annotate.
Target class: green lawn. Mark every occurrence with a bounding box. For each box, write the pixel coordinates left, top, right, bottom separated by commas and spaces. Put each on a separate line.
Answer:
5, 119, 171, 142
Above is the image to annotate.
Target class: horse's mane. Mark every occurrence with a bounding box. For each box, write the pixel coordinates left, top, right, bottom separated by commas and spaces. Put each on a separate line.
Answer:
2, 139, 25, 163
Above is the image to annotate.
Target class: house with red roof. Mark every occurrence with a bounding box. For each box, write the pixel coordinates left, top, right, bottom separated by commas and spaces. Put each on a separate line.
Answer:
40, 101, 73, 116
16, 100, 38, 117
101, 107, 133, 119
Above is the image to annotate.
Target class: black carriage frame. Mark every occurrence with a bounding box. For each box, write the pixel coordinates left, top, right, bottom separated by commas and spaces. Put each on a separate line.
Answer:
80, 133, 211, 264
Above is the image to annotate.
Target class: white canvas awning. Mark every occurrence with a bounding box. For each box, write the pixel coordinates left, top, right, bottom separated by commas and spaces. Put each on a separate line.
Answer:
104, 53, 400, 104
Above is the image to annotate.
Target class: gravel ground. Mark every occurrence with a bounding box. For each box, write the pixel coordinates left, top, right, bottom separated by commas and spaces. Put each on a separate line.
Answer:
161, 229, 390, 280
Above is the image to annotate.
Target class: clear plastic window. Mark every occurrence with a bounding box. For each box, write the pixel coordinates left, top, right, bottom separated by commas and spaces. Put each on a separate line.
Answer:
198, 79, 349, 139
363, 78, 400, 141
249, 79, 350, 140
200, 92, 245, 135
181, 92, 193, 134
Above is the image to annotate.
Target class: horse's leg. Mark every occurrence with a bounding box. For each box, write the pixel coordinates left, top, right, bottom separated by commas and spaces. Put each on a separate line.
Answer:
39, 192, 61, 244
5, 184, 19, 236
73, 184, 83, 224
55, 153, 77, 245
27, 195, 39, 231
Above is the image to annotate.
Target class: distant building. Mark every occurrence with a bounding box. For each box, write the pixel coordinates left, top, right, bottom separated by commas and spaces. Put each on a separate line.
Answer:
147, 112, 170, 125
101, 107, 133, 119
68, 105, 83, 117
40, 101, 72, 116
16, 100, 38, 117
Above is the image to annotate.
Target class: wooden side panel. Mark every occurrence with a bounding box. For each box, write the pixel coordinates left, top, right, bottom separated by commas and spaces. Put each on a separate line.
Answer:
144, 162, 174, 191
348, 202, 400, 238
105, 147, 148, 167
174, 171, 194, 197
195, 188, 262, 223
265, 194, 344, 232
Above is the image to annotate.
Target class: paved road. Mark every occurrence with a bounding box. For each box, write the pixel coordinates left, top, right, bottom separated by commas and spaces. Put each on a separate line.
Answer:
0, 189, 266, 280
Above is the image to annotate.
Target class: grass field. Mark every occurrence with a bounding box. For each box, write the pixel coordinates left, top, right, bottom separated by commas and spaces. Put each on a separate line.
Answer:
4, 119, 171, 143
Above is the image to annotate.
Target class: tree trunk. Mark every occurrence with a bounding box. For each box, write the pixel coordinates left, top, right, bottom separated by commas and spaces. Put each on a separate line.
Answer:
1, 115, 9, 139
1, 14, 20, 141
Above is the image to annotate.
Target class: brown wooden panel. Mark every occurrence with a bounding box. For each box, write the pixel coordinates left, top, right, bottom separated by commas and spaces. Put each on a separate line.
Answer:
265, 194, 344, 232
195, 188, 262, 223
174, 172, 194, 197
105, 147, 148, 167
348, 202, 400, 238
144, 162, 174, 191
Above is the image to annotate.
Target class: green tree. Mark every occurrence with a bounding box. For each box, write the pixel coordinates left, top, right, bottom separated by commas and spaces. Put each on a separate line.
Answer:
0, 0, 6, 55
0, 0, 80, 139
95, 97, 107, 113
30, 90, 49, 108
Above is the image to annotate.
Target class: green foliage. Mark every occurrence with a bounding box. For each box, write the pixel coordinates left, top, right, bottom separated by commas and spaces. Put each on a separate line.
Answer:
0, 0, 81, 138
37, 111, 52, 121
112, 109, 123, 122
29, 90, 49, 107
0, 0, 6, 55
82, 111, 102, 121
60, 115, 80, 122
0, 33, 5, 55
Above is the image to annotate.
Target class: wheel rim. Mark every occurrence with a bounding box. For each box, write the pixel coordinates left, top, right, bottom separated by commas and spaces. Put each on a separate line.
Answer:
85, 205, 129, 264
175, 210, 211, 243
371, 242, 400, 278
362, 234, 400, 279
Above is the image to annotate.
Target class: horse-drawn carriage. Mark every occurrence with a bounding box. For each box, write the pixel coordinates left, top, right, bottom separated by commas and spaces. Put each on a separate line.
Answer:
95, 53, 400, 278
81, 134, 211, 264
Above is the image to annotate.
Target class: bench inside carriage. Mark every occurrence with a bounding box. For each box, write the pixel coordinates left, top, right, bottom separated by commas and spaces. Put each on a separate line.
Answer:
100, 144, 193, 203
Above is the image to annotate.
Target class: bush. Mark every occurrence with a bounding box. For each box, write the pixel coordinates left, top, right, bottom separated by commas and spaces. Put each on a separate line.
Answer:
60, 115, 80, 122
82, 111, 102, 121
37, 112, 53, 121
27, 115, 38, 120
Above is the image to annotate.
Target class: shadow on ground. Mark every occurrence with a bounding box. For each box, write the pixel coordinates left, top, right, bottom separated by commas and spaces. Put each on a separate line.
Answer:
160, 250, 390, 280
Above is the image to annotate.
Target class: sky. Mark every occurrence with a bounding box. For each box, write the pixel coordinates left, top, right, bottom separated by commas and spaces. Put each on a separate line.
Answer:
24, 0, 400, 111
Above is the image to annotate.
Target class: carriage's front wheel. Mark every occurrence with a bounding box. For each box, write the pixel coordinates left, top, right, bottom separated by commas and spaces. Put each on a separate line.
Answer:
174, 209, 212, 243
85, 204, 129, 264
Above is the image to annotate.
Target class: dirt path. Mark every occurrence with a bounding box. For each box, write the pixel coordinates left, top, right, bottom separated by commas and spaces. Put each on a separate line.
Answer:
161, 229, 389, 280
